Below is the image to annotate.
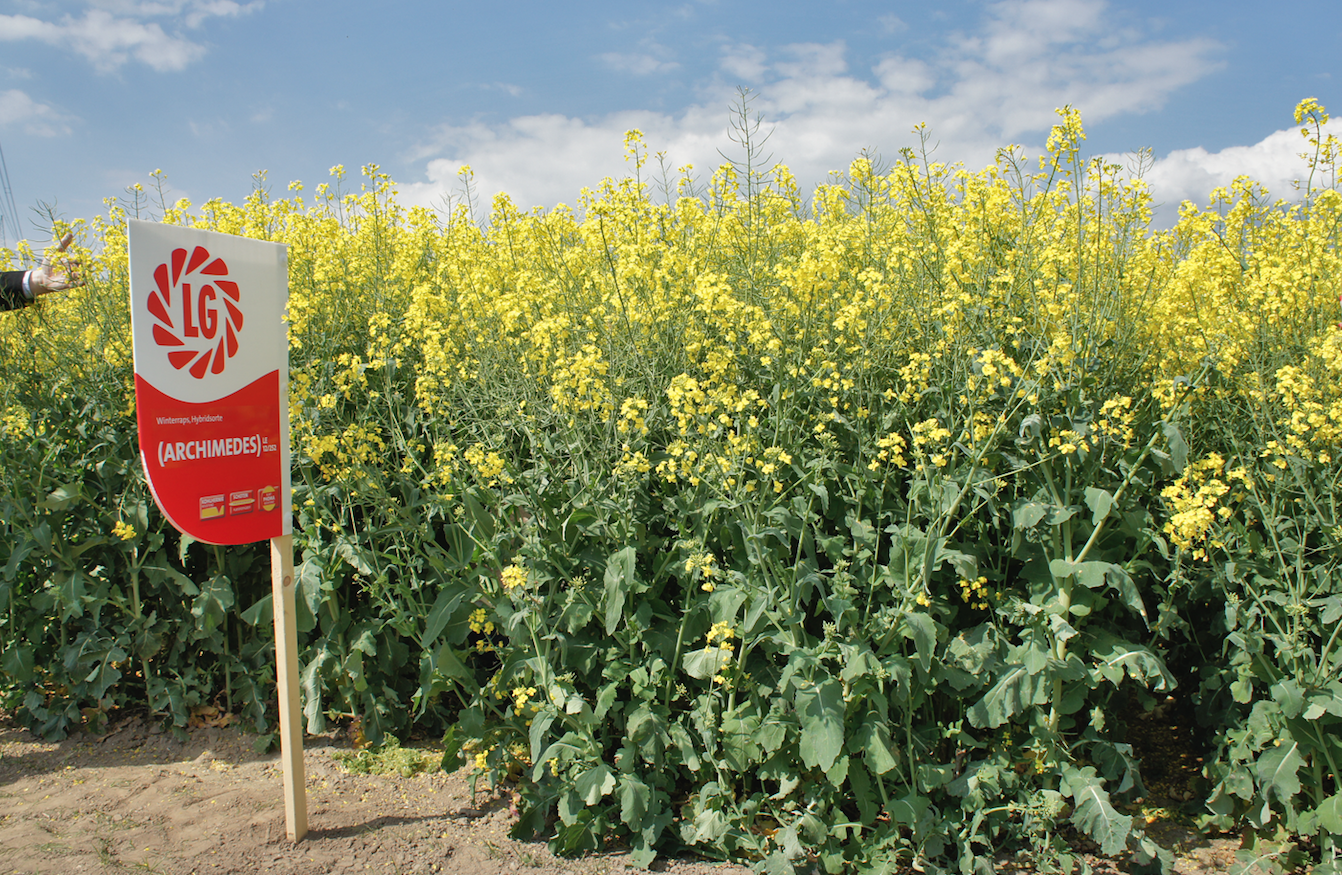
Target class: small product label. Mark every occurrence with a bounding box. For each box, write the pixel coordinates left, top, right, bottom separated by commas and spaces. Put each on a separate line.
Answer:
200, 494, 226, 520
229, 489, 255, 515
259, 485, 278, 512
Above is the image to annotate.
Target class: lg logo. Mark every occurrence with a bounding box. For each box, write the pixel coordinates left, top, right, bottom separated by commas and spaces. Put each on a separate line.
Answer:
147, 246, 244, 378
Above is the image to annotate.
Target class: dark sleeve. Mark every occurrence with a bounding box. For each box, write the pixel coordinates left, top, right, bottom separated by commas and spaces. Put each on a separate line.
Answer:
0, 270, 28, 311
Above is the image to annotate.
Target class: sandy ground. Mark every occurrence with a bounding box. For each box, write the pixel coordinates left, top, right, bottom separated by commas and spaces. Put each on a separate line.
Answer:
0, 710, 1244, 875
0, 713, 753, 875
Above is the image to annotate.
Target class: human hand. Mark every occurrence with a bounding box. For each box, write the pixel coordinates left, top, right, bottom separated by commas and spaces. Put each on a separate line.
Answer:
28, 233, 83, 296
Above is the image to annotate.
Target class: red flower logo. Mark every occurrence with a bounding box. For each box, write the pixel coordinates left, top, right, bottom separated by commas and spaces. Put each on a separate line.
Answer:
147, 246, 243, 378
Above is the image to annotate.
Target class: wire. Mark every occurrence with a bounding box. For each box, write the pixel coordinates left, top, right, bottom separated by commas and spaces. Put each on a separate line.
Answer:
0, 135, 20, 250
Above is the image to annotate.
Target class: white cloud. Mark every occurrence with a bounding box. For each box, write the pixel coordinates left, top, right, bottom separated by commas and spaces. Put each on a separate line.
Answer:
0, 88, 72, 135
878, 15, 907, 35
402, 0, 1229, 217
0, 1, 262, 73
719, 44, 766, 82
1129, 119, 1342, 223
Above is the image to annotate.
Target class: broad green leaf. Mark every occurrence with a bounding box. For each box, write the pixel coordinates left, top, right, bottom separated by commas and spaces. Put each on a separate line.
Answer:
1084, 487, 1115, 525
1270, 679, 1304, 719
721, 713, 761, 771
619, 775, 651, 827
1316, 792, 1342, 835
1162, 421, 1189, 473
240, 594, 272, 627
420, 583, 467, 648
1255, 740, 1304, 806
669, 722, 700, 771
297, 555, 325, 617
1088, 632, 1175, 690
574, 764, 616, 806
433, 643, 473, 685
603, 545, 636, 634
529, 710, 555, 764
848, 759, 878, 823
1303, 685, 1342, 720
1013, 501, 1047, 529
335, 537, 375, 576
967, 665, 1049, 729
840, 644, 880, 682
797, 678, 844, 772
1051, 559, 1148, 625
683, 647, 730, 680
852, 713, 898, 775
902, 611, 937, 673
1, 644, 34, 682
888, 793, 931, 829
1045, 504, 1078, 525
1063, 765, 1132, 856
463, 492, 495, 542
37, 483, 81, 512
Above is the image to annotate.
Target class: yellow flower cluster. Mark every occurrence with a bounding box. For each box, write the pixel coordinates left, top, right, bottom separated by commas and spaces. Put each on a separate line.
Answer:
500, 564, 528, 591
1160, 454, 1250, 558
684, 552, 720, 592
464, 445, 511, 486
958, 576, 995, 611
704, 621, 736, 685
509, 685, 539, 717
1, 405, 31, 438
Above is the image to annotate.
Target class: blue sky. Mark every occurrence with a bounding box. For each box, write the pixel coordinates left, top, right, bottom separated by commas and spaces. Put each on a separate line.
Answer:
0, 0, 1338, 247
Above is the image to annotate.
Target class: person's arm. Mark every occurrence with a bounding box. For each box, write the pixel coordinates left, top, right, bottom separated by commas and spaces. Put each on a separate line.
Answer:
0, 270, 32, 311
0, 234, 82, 311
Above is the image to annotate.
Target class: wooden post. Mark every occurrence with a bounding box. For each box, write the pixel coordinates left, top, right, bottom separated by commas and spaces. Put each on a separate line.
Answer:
270, 533, 308, 841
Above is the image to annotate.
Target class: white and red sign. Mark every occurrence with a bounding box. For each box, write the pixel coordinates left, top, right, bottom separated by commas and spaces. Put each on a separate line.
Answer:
129, 220, 291, 545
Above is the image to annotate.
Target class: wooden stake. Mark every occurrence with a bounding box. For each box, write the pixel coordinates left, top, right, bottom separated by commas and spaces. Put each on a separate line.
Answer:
270, 533, 308, 841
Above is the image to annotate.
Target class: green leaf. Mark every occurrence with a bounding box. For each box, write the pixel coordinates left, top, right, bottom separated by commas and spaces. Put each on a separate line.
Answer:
1316, 792, 1342, 836
1084, 487, 1115, 526
852, 713, 898, 775
1255, 740, 1304, 807
1270, 679, 1304, 719
575, 764, 616, 806
463, 492, 495, 542
1, 644, 34, 682
37, 483, 82, 512
603, 545, 636, 635
1051, 559, 1148, 624
619, 775, 651, 828
1063, 765, 1133, 856
1162, 421, 1189, 474
1088, 632, 1175, 690
1302, 685, 1342, 720
902, 611, 937, 673
240, 594, 272, 627
669, 722, 700, 771
683, 647, 730, 680
420, 584, 467, 648
529, 711, 555, 765
297, 555, 325, 617
335, 537, 375, 576
433, 643, 474, 685
967, 665, 1049, 729
797, 679, 844, 772
840, 644, 880, 682
1013, 501, 1047, 529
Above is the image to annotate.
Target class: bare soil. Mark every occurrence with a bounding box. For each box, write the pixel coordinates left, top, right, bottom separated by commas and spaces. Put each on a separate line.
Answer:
0, 708, 1243, 875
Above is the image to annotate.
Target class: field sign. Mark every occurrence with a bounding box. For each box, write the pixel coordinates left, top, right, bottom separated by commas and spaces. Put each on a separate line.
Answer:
128, 219, 307, 842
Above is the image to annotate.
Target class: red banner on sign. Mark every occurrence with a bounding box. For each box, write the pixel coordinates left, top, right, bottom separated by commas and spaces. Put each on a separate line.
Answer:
135, 371, 286, 545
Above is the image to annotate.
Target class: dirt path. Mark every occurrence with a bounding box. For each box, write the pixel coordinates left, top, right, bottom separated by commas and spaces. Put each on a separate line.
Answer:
0, 714, 751, 875
0, 711, 1242, 874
